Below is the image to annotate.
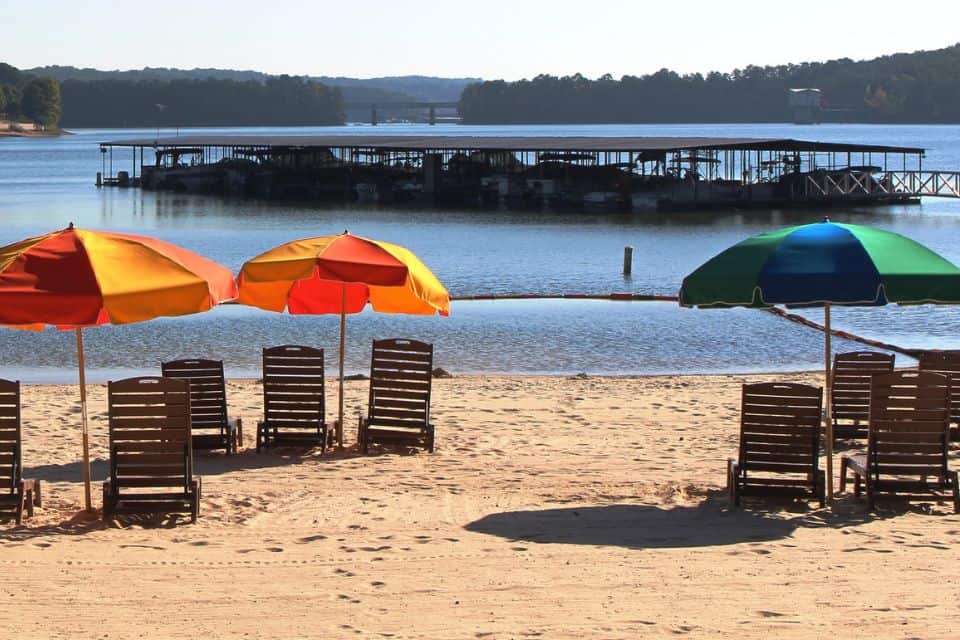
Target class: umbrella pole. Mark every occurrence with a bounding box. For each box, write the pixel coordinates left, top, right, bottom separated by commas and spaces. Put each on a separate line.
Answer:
338, 283, 346, 448
824, 304, 834, 501
76, 328, 93, 512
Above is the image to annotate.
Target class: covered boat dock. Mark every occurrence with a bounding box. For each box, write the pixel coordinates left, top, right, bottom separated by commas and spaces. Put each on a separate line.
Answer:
97, 134, 949, 210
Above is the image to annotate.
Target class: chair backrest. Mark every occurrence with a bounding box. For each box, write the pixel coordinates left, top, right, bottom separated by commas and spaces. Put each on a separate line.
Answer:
161, 359, 228, 433
108, 376, 192, 491
831, 351, 896, 424
262, 345, 325, 428
867, 370, 950, 482
0, 379, 20, 494
918, 350, 960, 426
368, 338, 434, 430
739, 382, 822, 475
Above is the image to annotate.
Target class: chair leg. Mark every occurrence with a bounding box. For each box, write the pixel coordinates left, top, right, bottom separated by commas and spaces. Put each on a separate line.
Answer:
32, 480, 42, 507
727, 460, 741, 507
24, 486, 34, 519
358, 418, 368, 455
839, 456, 848, 492
102, 483, 114, 522
15, 482, 24, 525
817, 470, 826, 507
191, 479, 201, 523
953, 471, 959, 514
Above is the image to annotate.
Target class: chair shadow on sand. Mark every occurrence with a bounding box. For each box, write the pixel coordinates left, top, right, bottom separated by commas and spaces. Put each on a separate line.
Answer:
22, 444, 365, 485
464, 492, 889, 550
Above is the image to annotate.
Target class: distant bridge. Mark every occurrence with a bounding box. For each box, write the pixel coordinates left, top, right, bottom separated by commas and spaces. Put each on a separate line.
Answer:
342, 101, 460, 125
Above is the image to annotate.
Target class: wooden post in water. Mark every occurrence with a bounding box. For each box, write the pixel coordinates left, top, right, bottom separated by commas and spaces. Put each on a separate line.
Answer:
623, 246, 633, 276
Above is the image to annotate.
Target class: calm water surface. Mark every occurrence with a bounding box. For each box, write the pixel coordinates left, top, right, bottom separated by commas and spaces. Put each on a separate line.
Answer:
1, 123, 959, 381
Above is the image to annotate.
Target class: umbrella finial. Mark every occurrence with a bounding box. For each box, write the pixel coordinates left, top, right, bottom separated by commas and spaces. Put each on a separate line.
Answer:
343, 229, 350, 235
67, 222, 75, 230
822, 216, 831, 223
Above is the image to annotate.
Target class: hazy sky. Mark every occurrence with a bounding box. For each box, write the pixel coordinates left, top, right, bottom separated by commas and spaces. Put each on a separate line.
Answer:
4, 0, 956, 79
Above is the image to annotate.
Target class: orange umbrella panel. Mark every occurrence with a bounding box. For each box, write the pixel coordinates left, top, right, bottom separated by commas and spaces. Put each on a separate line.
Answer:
0, 226, 238, 327
238, 233, 450, 316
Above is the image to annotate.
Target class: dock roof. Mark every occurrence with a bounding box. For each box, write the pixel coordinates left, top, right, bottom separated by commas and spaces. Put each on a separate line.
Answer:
99, 135, 924, 155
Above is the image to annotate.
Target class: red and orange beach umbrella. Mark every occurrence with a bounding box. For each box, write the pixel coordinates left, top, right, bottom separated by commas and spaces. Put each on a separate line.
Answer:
237, 231, 450, 446
0, 224, 237, 510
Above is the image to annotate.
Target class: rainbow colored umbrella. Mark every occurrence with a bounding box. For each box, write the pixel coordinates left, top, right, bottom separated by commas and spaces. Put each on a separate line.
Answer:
680, 219, 960, 498
237, 231, 450, 446
0, 224, 237, 510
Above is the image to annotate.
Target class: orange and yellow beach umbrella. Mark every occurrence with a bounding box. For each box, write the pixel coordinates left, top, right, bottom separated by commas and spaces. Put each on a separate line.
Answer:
0, 224, 237, 510
237, 231, 450, 445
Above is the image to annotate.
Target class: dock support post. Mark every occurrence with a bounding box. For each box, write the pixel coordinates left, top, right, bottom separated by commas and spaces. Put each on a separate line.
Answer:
623, 246, 633, 276
429, 106, 436, 125
95, 172, 102, 188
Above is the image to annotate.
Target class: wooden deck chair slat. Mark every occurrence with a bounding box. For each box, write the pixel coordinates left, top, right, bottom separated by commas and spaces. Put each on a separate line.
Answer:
103, 376, 200, 522
830, 351, 895, 442
728, 382, 824, 507
257, 345, 330, 452
359, 338, 436, 454
0, 379, 40, 524
840, 370, 958, 513
161, 359, 240, 454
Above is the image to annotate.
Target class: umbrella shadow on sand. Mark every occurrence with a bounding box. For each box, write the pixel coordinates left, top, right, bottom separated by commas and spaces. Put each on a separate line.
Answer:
464, 493, 882, 550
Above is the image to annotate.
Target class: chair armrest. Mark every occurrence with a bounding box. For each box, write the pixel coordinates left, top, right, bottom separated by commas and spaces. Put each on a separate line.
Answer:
841, 453, 867, 477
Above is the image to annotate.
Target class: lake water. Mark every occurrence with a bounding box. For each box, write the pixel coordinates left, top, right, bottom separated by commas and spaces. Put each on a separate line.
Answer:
2, 123, 960, 382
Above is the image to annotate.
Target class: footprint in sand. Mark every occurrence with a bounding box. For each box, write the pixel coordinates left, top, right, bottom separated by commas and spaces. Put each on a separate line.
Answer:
297, 534, 327, 543
120, 544, 165, 551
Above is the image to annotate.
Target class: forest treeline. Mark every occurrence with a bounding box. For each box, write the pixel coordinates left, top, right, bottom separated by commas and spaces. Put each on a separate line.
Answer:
58, 76, 343, 127
458, 44, 960, 124
0, 63, 61, 127
5, 44, 960, 128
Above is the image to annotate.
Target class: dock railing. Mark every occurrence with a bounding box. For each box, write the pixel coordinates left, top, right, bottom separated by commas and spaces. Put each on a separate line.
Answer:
804, 170, 960, 199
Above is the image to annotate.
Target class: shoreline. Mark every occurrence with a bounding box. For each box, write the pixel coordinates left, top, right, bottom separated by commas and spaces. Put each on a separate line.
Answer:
0, 128, 67, 138
5, 362, 919, 386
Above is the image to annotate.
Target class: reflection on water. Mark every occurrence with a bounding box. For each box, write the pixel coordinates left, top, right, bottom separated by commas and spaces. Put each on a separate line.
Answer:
0, 300, 917, 384
1, 123, 960, 377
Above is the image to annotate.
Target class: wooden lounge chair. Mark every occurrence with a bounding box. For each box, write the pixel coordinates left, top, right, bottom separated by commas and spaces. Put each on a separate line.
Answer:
918, 350, 960, 440
103, 376, 201, 522
358, 338, 435, 454
831, 351, 895, 442
727, 382, 825, 507
257, 345, 332, 453
840, 371, 959, 512
0, 379, 41, 524
161, 359, 241, 454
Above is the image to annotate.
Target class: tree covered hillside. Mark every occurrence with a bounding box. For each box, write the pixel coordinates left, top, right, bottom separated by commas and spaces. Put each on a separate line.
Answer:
0, 63, 61, 128
59, 76, 343, 127
458, 44, 960, 124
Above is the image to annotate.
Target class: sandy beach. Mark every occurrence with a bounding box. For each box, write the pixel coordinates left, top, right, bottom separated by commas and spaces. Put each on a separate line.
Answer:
3, 373, 959, 639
